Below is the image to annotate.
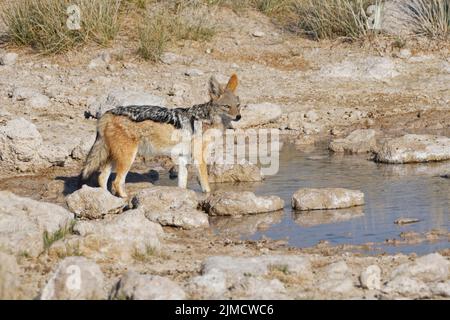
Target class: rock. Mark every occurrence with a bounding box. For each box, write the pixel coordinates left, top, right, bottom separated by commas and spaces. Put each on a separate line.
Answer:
188, 269, 228, 299
0, 118, 43, 167
292, 188, 365, 211
360, 265, 382, 290
305, 110, 319, 122
160, 52, 183, 65
329, 129, 377, 154
28, 93, 50, 108
132, 186, 208, 229
398, 48, 412, 59
11, 87, 40, 101
86, 89, 165, 118
318, 261, 355, 294
66, 185, 126, 220
240, 278, 287, 299
0, 52, 18, 66
383, 276, 430, 298
318, 57, 399, 81
394, 218, 420, 225
70, 136, 96, 160
0, 252, 21, 299
430, 281, 450, 297
374, 134, 450, 164
390, 253, 449, 283
184, 68, 204, 77
232, 103, 282, 129
73, 209, 163, 262
0, 191, 74, 257
40, 257, 106, 300
208, 161, 263, 183
252, 31, 265, 37
110, 271, 186, 300
88, 52, 111, 69
203, 191, 284, 216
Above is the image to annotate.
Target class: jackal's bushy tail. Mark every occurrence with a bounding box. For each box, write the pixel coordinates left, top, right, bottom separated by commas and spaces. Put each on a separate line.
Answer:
81, 132, 109, 180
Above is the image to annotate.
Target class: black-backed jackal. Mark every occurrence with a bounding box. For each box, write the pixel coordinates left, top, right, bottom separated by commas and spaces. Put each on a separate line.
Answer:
80, 74, 242, 198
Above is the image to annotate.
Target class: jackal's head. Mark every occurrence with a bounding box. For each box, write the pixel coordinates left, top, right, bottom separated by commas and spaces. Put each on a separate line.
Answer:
208, 74, 242, 129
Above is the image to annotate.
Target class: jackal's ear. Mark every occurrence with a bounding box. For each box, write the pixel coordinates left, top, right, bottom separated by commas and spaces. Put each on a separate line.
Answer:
225, 74, 238, 93
209, 76, 223, 100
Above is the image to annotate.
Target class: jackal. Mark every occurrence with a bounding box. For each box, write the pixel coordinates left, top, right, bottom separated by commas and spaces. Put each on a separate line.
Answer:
80, 74, 241, 198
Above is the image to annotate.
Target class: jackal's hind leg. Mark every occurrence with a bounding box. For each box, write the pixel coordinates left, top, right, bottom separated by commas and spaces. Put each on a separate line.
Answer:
98, 161, 112, 190
111, 145, 138, 198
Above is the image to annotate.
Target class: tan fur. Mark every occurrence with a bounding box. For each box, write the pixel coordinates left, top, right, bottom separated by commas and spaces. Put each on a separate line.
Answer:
81, 74, 241, 198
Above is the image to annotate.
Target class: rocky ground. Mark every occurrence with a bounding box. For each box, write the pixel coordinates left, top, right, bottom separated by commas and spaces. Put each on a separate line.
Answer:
0, 7, 449, 300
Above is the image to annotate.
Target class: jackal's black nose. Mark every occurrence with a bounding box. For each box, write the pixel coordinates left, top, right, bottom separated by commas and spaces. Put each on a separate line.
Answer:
235, 115, 241, 121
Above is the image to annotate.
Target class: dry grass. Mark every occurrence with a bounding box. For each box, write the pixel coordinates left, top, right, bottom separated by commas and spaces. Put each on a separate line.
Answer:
0, 0, 121, 54
137, 1, 215, 61
401, 0, 450, 38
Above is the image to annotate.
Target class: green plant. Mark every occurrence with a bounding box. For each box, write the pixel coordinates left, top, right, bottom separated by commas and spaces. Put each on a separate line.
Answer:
43, 221, 75, 250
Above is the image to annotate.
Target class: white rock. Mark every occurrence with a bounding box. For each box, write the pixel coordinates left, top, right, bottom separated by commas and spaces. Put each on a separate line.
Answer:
40, 257, 106, 300
66, 185, 126, 219
329, 129, 377, 154
390, 253, 449, 282
185, 68, 204, 77
292, 188, 365, 211
88, 52, 111, 69
160, 52, 183, 65
111, 271, 186, 300
132, 186, 209, 229
0, 191, 74, 257
11, 87, 40, 101
252, 31, 265, 37
374, 134, 450, 163
0, 52, 18, 66
204, 191, 284, 216
73, 209, 163, 262
398, 49, 412, 59
0, 252, 21, 299
188, 270, 227, 299
28, 94, 50, 108
360, 265, 382, 290
0, 118, 43, 164
232, 103, 282, 129
383, 276, 430, 298
430, 281, 450, 297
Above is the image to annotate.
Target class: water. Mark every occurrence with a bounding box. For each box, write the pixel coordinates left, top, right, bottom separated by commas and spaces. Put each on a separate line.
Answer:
187, 145, 449, 255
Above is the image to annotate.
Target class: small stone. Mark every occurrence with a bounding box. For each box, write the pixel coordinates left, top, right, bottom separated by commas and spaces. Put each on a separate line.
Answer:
329, 129, 377, 154
394, 218, 420, 225
184, 68, 204, 77
0, 52, 18, 66
28, 94, 50, 108
66, 185, 126, 219
398, 49, 412, 59
360, 265, 382, 290
252, 31, 265, 37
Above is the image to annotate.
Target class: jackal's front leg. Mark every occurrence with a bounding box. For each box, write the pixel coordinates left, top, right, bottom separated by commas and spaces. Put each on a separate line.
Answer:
177, 156, 188, 189
196, 161, 211, 193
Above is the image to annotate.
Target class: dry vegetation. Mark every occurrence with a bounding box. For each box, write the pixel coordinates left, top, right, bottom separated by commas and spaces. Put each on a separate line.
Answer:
0, 0, 448, 57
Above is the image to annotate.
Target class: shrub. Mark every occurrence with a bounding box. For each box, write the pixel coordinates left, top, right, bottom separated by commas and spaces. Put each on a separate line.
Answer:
401, 0, 450, 38
0, 0, 121, 54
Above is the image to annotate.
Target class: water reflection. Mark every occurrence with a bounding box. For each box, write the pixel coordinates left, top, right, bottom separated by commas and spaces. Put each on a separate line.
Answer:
293, 206, 364, 227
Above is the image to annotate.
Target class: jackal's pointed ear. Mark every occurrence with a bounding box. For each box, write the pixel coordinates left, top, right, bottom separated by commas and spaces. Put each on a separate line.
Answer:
225, 74, 238, 93
209, 76, 223, 100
